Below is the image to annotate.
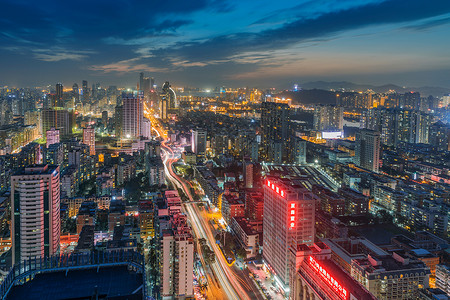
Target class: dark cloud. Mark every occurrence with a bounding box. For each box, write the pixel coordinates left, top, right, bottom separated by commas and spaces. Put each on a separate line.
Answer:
160, 0, 450, 63
0, 0, 450, 87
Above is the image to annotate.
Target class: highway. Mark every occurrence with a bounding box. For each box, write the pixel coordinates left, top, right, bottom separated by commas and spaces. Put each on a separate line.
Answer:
147, 107, 263, 300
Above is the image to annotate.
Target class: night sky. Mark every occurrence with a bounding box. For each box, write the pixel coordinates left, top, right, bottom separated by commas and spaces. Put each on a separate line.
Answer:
1, 0, 450, 88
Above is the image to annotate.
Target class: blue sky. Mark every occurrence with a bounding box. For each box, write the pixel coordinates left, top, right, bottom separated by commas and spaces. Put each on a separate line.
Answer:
1, 0, 450, 88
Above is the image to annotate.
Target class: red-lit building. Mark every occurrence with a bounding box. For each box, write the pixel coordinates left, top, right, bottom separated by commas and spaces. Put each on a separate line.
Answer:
289, 243, 377, 300
263, 177, 315, 287
245, 190, 264, 221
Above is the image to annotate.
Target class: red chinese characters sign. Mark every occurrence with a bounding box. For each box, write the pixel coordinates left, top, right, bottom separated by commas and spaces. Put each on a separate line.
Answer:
309, 256, 348, 299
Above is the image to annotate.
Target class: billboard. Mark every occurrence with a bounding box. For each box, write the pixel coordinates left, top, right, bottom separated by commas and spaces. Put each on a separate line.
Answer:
322, 131, 343, 139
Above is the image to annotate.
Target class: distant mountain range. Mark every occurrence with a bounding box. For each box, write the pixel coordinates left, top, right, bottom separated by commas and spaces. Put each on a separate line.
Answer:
298, 81, 450, 97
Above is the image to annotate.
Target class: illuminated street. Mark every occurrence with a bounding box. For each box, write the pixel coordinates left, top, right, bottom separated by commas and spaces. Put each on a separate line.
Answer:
148, 107, 264, 300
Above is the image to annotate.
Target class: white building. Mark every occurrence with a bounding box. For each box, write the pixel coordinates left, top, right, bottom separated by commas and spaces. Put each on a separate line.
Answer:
123, 94, 143, 139
191, 129, 207, 157
263, 177, 315, 287
160, 207, 194, 299
82, 127, 95, 156
46, 127, 60, 148
11, 164, 61, 264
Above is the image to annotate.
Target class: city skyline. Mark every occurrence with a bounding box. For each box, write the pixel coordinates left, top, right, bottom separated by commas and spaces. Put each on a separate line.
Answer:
1, 0, 450, 88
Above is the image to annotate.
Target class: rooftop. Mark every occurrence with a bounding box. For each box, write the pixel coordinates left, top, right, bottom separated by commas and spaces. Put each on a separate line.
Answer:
6, 266, 143, 300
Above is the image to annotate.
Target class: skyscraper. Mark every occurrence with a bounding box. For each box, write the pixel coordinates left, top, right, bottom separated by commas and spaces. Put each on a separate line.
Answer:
55, 83, 64, 108
72, 83, 79, 105
263, 177, 315, 287
82, 80, 89, 103
83, 127, 95, 155
261, 102, 291, 163
46, 128, 60, 148
159, 96, 168, 120
11, 164, 61, 264
115, 105, 123, 138
161, 81, 177, 109
122, 93, 143, 139
191, 129, 207, 157
355, 129, 380, 172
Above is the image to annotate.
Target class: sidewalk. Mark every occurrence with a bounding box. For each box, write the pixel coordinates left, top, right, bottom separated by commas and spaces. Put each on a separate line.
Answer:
246, 264, 286, 300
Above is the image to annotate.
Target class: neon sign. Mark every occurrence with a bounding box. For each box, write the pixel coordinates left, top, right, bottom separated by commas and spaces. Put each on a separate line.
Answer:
266, 180, 285, 197
290, 202, 295, 228
309, 256, 348, 299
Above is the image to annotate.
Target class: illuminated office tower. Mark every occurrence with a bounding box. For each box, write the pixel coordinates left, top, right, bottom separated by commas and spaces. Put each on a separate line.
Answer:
46, 128, 60, 148
191, 129, 207, 157
263, 177, 315, 287
159, 96, 168, 120
11, 164, 61, 264
83, 127, 95, 155
355, 129, 380, 172
122, 94, 143, 139
261, 101, 291, 163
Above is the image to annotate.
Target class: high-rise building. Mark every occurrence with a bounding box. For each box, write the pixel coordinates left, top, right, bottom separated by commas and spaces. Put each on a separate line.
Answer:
161, 81, 177, 109
160, 192, 194, 299
263, 177, 315, 286
82, 80, 89, 103
313, 105, 343, 133
41, 109, 74, 137
46, 128, 60, 148
83, 127, 95, 156
72, 83, 79, 104
191, 129, 207, 157
292, 137, 307, 164
429, 122, 450, 151
122, 93, 143, 139
159, 96, 168, 120
243, 158, 254, 189
261, 102, 291, 163
55, 83, 64, 107
355, 129, 380, 172
11, 164, 61, 264
115, 105, 123, 138
142, 118, 152, 139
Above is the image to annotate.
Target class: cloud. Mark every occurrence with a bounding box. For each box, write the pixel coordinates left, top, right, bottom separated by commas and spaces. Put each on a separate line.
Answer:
402, 14, 450, 31
154, 0, 450, 65
32, 48, 95, 62
89, 58, 168, 73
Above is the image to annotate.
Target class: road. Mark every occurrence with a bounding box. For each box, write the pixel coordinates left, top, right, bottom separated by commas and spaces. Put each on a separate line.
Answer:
150, 116, 264, 300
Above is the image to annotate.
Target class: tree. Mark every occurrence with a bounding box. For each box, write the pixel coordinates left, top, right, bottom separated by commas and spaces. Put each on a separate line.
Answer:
236, 248, 247, 260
